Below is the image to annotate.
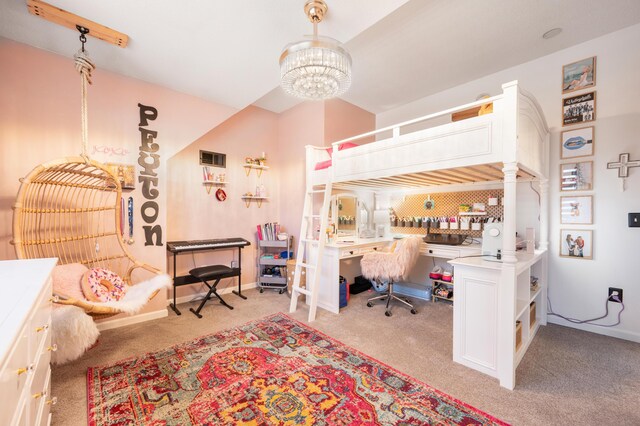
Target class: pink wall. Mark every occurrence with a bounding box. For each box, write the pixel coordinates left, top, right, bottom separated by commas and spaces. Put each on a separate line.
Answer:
167, 106, 280, 299
276, 100, 375, 248
276, 102, 325, 248
0, 39, 237, 317
324, 99, 376, 145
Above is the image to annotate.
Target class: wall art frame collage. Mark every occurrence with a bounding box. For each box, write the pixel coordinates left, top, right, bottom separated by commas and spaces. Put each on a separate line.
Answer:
559, 56, 597, 260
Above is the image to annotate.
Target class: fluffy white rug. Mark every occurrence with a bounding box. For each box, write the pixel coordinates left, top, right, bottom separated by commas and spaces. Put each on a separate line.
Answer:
50, 274, 172, 364
81, 274, 172, 315
51, 305, 100, 365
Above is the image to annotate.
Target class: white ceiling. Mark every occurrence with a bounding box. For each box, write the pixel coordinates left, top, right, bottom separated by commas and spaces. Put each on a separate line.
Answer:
2, 0, 640, 115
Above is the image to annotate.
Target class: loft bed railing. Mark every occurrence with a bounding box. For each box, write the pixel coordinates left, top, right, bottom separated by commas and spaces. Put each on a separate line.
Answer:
305, 81, 548, 192
330, 92, 502, 149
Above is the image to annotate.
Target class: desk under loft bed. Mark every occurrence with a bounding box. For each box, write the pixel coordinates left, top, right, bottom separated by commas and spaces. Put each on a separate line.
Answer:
299, 81, 550, 390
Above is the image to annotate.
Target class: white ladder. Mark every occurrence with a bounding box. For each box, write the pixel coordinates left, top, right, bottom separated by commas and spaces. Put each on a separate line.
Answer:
289, 181, 333, 322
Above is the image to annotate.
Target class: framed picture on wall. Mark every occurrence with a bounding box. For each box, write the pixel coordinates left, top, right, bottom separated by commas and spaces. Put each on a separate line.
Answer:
562, 56, 596, 94
562, 91, 596, 126
561, 126, 594, 159
560, 229, 593, 259
561, 195, 593, 224
105, 163, 135, 190
560, 161, 593, 191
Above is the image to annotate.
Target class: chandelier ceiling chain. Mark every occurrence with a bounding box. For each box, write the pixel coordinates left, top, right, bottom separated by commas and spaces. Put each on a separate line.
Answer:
280, 0, 352, 101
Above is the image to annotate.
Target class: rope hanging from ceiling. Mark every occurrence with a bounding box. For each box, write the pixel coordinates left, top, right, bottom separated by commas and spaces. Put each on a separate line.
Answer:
12, 25, 163, 320
73, 26, 95, 160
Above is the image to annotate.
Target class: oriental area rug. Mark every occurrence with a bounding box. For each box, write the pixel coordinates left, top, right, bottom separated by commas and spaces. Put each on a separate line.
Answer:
87, 313, 507, 425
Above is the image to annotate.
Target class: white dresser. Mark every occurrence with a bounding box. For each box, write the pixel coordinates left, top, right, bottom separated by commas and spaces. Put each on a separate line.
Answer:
0, 258, 57, 426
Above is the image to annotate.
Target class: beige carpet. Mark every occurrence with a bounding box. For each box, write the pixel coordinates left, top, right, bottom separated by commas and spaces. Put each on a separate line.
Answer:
52, 287, 640, 425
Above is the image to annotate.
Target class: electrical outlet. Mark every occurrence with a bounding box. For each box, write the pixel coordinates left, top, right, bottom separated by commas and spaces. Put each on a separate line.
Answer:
231, 260, 238, 268
608, 287, 623, 303
629, 213, 640, 227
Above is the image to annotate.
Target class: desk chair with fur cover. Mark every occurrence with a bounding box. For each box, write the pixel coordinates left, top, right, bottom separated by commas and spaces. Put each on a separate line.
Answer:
360, 236, 422, 316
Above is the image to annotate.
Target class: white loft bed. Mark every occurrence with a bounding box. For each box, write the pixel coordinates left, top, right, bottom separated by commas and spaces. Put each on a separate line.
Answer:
304, 81, 550, 390
306, 80, 550, 257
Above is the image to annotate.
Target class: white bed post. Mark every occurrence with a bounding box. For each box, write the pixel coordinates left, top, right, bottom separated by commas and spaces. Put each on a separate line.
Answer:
501, 163, 518, 263
539, 178, 549, 251
539, 130, 550, 251
497, 82, 519, 389
499, 162, 519, 390
501, 81, 519, 264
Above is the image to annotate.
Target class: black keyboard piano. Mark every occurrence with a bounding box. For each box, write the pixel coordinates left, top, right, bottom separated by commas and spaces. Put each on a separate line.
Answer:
166, 237, 251, 315
167, 237, 251, 253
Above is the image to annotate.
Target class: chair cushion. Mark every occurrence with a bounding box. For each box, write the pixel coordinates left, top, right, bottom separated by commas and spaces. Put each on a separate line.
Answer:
190, 265, 234, 280
360, 236, 421, 281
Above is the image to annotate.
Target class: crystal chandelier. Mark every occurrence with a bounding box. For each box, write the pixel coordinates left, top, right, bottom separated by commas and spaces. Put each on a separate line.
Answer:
280, 0, 352, 100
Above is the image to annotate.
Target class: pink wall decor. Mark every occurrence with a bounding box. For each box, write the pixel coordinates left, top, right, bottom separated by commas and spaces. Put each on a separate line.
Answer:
93, 145, 131, 156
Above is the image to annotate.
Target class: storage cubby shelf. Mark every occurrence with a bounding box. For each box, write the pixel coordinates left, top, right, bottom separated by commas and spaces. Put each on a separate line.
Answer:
516, 321, 541, 366
431, 278, 454, 302
515, 299, 529, 320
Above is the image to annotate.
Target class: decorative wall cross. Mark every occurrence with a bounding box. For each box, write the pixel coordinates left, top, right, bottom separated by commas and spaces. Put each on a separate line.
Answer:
607, 153, 640, 191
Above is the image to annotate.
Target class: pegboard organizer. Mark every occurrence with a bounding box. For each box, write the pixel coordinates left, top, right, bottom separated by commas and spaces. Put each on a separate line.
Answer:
390, 190, 504, 237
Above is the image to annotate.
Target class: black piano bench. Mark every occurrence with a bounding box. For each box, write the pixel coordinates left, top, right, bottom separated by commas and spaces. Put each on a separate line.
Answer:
188, 265, 235, 318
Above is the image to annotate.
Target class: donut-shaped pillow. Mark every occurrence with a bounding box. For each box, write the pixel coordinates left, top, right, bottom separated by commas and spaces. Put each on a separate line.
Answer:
81, 268, 127, 302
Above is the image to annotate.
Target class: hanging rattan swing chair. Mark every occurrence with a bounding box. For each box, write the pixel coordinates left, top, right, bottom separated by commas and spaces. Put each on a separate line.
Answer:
12, 27, 163, 320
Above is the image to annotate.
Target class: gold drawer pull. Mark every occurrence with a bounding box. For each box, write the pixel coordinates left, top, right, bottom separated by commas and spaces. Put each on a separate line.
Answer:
35, 324, 49, 333
49, 295, 60, 303
17, 364, 34, 375
46, 397, 58, 406
33, 390, 47, 399
47, 344, 58, 352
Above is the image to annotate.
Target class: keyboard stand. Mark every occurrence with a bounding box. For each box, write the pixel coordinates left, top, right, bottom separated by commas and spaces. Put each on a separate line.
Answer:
167, 239, 248, 315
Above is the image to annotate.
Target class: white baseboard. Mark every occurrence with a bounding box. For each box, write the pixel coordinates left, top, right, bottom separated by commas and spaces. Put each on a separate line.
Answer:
547, 316, 640, 343
97, 282, 258, 331
168, 282, 258, 306
97, 309, 168, 331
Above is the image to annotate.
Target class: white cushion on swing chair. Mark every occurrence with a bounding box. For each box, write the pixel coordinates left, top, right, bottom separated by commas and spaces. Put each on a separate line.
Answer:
80, 274, 172, 315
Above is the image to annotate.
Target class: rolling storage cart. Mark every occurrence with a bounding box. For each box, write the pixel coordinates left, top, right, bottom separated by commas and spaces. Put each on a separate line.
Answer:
257, 239, 290, 293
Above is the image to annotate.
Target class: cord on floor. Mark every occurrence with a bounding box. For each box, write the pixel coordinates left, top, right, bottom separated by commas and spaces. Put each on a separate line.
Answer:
547, 296, 624, 327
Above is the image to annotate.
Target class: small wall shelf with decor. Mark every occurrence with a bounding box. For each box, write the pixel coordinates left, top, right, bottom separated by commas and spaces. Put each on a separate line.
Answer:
202, 180, 229, 194
243, 155, 269, 206
241, 196, 268, 208
243, 164, 269, 177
